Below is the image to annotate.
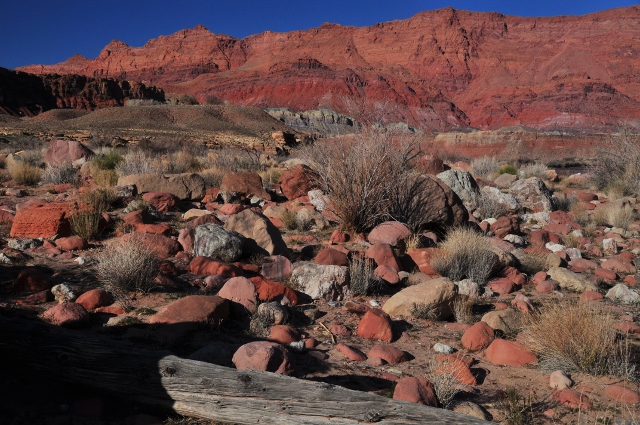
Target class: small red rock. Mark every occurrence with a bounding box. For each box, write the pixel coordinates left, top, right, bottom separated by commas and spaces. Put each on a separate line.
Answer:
232, 341, 293, 375
314, 247, 349, 266
554, 389, 592, 410
268, 325, 301, 344
580, 291, 604, 301
393, 377, 438, 406
43, 303, 90, 327
357, 309, 394, 342
55, 236, 88, 251
368, 345, 408, 364
13, 268, 51, 294
461, 321, 494, 351
485, 339, 536, 366
604, 385, 640, 404
335, 343, 367, 361
76, 289, 113, 310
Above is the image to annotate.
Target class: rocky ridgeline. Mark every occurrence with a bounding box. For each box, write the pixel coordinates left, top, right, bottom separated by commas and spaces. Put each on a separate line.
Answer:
2, 142, 640, 423
17, 7, 640, 132
0, 67, 165, 117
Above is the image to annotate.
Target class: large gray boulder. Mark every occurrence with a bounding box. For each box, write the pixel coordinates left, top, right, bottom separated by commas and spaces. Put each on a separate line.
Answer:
193, 223, 245, 262
224, 209, 287, 256
436, 169, 481, 213
290, 262, 348, 301
117, 173, 206, 201
508, 177, 554, 213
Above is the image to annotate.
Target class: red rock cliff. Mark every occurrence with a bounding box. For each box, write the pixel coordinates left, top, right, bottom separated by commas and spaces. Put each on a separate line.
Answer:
18, 7, 640, 131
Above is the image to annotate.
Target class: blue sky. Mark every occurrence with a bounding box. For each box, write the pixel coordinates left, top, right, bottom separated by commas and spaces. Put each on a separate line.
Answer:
2, 0, 636, 69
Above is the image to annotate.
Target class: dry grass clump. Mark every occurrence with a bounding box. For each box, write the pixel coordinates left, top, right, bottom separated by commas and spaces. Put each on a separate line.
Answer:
453, 295, 474, 324
404, 233, 424, 251
96, 238, 159, 301
210, 147, 263, 173
474, 194, 510, 221
41, 162, 78, 185
591, 127, 640, 196
199, 166, 226, 189
431, 227, 498, 285
259, 167, 283, 186
592, 204, 637, 229
410, 303, 440, 320
302, 130, 421, 232
521, 300, 621, 375
93, 168, 119, 187
570, 201, 590, 226
117, 150, 162, 176
349, 255, 380, 296
9, 162, 42, 185
470, 156, 499, 178
519, 162, 549, 179
426, 361, 462, 409
69, 188, 116, 240
552, 192, 577, 212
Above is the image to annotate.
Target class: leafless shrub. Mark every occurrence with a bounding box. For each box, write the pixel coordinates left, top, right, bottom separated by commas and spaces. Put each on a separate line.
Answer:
41, 162, 78, 185
552, 192, 577, 212
426, 361, 462, 409
474, 194, 510, 221
199, 166, 226, 189
349, 255, 377, 296
519, 162, 549, 179
453, 295, 474, 324
96, 239, 159, 301
117, 150, 163, 176
521, 300, 618, 374
410, 303, 440, 320
210, 147, 263, 173
470, 156, 499, 178
593, 204, 637, 229
570, 201, 590, 226
591, 125, 640, 195
431, 227, 498, 285
302, 129, 420, 232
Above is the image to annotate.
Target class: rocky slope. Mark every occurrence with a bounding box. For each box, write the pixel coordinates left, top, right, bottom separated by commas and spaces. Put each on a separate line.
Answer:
0, 67, 165, 117
18, 7, 640, 132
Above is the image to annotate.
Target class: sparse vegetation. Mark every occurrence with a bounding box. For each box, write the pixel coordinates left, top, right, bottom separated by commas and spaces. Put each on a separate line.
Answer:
552, 192, 577, 212
498, 164, 518, 176
41, 162, 78, 185
453, 295, 474, 324
592, 204, 637, 229
94, 149, 123, 170
302, 129, 421, 232
410, 303, 440, 320
348, 255, 376, 296
69, 188, 116, 240
519, 162, 549, 179
430, 227, 498, 285
499, 387, 534, 425
591, 126, 640, 196
470, 156, 499, 178
521, 300, 623, 375
9, 162, 42, 185
96, 238, 159, 302
426, 361, 462, 409
474, 194, 510, 220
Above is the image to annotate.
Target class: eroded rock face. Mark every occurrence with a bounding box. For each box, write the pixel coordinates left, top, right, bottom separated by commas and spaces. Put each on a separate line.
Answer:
10, 203, 72, 238
19, 8, 640, 133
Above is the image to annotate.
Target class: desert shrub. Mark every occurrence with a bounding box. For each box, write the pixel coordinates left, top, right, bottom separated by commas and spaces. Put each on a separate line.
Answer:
453, 295, 474, 324
117, 150, 162, 176
499, 388, 534, 425
0, 156, 6, 169
470, 156, 499, 178
96, 239, 159, 301
204, 95, 223, 105
552, 192, 577, 212
164, 151, 205, 174
210, 147, 263, 173
474, 194, 510, 220
431, 227, 498, 285
178, 94, 199, 105
349, 255, 378, 296
302, 130, 420, 232
280, 209, 299, 231
426, 361, 462, 409
498, 164, 518, 175
410, 303, 440, 320
385, 173, 440, 232
519, 162, 549, 179
404, 233, 423, 251
70, 188, 116, 239
592, 204, 637, 229
124, 99, 164, 107
93, 168, 119, 187
570, 201, 590, 226
9, 162, 41, 185
41, 162, 78, 185
591, 126, 640, 194
94, 150, 123, 170
521, 300, 619, 374
259, 167, 283, 186
199, 167, 226, 189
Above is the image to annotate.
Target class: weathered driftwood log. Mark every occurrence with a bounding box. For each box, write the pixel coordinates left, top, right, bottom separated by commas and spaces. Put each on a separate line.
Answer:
0, 316, 490, 424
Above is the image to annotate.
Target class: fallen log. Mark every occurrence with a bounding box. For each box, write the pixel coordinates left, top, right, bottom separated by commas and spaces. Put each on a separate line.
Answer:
0, 316, 490, 424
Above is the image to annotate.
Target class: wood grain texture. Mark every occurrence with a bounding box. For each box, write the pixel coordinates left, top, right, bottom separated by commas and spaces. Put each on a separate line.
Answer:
0, 316, 490, 424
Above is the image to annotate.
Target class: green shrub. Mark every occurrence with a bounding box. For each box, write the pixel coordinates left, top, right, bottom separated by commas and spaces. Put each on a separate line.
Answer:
94, 150, 123, 170
497, 164, 518, 175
